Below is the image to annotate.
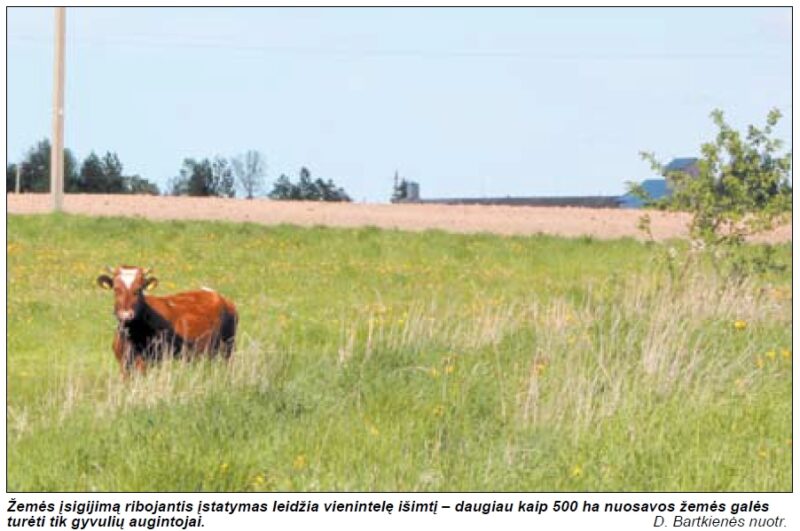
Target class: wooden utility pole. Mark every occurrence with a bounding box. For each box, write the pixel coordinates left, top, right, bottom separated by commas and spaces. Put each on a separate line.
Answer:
15, 163, 21, 194
51, 7, 66, 212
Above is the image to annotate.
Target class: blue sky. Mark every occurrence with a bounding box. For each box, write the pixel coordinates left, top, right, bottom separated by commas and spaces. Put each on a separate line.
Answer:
7, 7, 792, 202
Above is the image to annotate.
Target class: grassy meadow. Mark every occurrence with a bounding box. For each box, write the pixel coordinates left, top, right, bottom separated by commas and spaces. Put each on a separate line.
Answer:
6, 213, 792, 492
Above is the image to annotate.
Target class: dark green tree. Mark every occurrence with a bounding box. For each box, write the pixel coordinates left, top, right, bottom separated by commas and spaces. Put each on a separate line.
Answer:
169, 159, 199, 196
267, 168, 351, 202
268, 174, 294, 200
126, 175, 160, 195
73, 151, 136, 193
297, 167, 319, 200
14, 139, 78, 193
171, 157, 235, 197
321, 178, 350, 202
101, 152, 125, 190
187, 159, 213, 196
6, 163, 17, 193
77, 152, 106, 192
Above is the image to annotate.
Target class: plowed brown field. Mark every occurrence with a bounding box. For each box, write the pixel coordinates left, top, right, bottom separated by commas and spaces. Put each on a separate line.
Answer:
7, 193, 791, 242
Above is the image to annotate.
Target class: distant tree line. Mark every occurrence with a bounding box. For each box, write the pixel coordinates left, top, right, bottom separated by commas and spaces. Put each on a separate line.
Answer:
8, 140, 353, 202
165, 150, 278, 200
6, 139, 158, 195
267, 167, 351, 202
169, 154, 350, 202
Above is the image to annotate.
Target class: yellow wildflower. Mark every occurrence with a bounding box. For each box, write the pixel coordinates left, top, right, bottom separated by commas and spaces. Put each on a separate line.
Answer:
733, 320, 747, 331
365, 418, 380, 437
432, 405, 445, 417
781, 350, 791, 360
293, 454, 307, 470
570, 464, 583, 478
766, 351, 776, 360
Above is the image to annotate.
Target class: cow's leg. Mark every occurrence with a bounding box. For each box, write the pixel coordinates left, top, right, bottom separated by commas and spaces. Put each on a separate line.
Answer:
219, 308, 237, 360
133, 355, 147, 375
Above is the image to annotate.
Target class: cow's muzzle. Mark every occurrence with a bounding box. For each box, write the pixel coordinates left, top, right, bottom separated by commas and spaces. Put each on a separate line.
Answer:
117, 310, 135, 322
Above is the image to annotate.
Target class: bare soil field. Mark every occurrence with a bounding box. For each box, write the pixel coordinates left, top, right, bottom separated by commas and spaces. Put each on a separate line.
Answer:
6, 193, 791, 242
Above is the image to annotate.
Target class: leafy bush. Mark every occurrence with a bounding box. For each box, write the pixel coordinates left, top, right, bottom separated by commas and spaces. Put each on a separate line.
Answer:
635, 108, 791, 278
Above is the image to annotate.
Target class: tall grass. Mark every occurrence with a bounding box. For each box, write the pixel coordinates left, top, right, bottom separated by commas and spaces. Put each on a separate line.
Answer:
6, 214, 791, 491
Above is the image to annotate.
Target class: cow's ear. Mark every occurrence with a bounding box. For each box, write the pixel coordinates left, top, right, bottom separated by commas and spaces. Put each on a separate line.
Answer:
97, 275, 113, 290
144, 277, 158, 291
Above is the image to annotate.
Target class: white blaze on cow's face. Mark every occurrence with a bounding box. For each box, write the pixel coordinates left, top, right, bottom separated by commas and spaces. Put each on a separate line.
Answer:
119, 268, 138, 289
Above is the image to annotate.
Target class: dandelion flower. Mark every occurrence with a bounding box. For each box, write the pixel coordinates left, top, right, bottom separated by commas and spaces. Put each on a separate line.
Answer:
570, 464, 583, 478
293, 455, 307, 470
733, 320, 747, 331
766, 351, 776, 360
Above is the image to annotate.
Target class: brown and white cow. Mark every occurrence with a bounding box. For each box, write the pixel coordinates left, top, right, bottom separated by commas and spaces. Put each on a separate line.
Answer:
97, 265, 238, 375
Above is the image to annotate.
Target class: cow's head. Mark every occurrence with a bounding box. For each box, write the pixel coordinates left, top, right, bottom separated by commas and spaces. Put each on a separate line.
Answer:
97, 266, 158, 323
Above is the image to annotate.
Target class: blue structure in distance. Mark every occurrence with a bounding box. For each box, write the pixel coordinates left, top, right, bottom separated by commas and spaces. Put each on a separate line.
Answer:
619, 157, 698, 208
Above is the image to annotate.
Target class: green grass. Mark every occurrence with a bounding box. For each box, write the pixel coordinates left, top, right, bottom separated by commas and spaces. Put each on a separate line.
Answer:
6, 213, 792, 491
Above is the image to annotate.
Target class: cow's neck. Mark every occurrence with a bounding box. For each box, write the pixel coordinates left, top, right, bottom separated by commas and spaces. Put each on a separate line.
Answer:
123, 297, 166, 333
121, 296, 184, 357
